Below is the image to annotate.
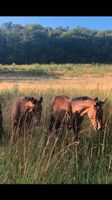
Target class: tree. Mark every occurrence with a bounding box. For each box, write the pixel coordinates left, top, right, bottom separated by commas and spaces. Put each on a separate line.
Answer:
0, 22, 112, 64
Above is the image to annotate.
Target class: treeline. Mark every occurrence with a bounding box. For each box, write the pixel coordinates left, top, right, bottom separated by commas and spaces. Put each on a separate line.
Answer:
0, 22, 112, 64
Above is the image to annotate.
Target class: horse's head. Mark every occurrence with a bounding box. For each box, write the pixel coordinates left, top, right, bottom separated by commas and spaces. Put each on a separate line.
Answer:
87, 97, 107, 131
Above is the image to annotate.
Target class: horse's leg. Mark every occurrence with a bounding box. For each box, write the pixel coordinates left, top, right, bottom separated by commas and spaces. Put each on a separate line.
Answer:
76, 116, 84, 140
60, 127, 69, 158
72, 112, 78, 140
50, 117, 64, 155
72, 112, 83, 159
72, 112, 84, 143
23, 126, 29, 160
51, 120, 61, 154
41, 114, 55, 158
45, 114, 55, 147
49, 114, 55, 132
64, 128, 69, 146
11, 122, 18, 144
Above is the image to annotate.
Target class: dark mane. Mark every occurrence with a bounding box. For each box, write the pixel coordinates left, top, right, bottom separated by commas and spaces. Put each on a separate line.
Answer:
72, 96, 94, 102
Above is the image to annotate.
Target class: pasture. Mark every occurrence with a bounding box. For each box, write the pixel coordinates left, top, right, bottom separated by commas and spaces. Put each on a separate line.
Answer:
0, 64, 112, 183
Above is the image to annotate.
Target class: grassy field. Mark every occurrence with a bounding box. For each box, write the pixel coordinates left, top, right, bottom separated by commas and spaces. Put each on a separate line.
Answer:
1, 63, 112, 78
0, 64, 112, 184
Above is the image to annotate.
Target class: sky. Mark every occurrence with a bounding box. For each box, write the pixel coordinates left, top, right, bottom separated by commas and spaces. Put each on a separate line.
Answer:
0, 16, 112, 30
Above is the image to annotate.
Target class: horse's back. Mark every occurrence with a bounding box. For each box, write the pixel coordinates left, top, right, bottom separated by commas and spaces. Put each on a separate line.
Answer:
49, 95, 71, 130
52, 95, 70, 113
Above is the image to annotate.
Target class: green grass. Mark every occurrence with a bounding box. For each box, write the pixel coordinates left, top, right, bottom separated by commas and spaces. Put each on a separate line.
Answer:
0, 63, 112, 78
0, 85, 112, 184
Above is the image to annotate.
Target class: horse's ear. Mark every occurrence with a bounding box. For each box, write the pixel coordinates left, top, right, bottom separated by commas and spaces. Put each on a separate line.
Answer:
102, 98, 107, 104
96, 98, 107, 106
38, 97, 43, 104
94, 97, 98, 101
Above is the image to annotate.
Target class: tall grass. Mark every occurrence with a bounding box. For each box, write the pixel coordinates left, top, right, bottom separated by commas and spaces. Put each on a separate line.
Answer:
0, 81, 112, 184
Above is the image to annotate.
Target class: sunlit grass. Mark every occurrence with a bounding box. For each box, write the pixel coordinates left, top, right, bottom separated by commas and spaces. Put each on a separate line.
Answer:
0, 77, 112, 184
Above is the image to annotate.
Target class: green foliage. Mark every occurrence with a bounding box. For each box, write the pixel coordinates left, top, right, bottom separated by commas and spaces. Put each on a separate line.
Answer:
1, 23, 112, 64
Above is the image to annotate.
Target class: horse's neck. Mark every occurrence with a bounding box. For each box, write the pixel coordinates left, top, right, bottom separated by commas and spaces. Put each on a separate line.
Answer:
78, 106, 89, 116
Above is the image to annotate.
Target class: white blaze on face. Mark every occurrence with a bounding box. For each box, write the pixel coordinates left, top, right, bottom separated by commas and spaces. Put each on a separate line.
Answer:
25, 101, 35, 111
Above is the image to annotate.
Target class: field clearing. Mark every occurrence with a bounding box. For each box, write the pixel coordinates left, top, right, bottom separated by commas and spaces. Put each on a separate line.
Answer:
0, 76, 112, 92
1, 63, 112, 78
0, 65, 112, 184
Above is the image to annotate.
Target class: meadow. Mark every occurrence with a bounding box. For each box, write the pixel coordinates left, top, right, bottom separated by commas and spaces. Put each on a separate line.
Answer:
0, 64, 112, 184
1, 63, 112, 78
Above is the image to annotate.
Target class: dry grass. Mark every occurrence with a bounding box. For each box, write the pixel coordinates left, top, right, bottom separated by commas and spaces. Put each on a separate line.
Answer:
0, 67, 112, 183
0, 76, 112, 92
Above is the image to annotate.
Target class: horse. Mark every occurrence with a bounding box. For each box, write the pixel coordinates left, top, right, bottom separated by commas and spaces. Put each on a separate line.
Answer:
11, 96, 43, 142
48, 95, 72, 151
49, 95, 71, 132
71, 96, 107, 143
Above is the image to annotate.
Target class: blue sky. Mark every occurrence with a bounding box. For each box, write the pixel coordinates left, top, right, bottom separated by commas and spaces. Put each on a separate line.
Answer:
0, 16, 112, 30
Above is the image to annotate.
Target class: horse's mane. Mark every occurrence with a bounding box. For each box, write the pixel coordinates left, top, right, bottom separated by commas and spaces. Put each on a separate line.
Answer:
72, 96, 94, 101
24, 96, 38, 104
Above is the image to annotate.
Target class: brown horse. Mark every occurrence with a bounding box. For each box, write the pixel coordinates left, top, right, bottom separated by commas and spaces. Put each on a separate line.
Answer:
48, 95, 72, 151
49, 95, 107, 145
11, 96, 43, 142
71, 96, 107, 142
49, 95, 72, 132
